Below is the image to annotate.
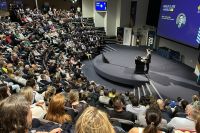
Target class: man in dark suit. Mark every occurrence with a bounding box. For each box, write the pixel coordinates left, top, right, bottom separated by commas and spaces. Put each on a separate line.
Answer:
144, 49, 151, 73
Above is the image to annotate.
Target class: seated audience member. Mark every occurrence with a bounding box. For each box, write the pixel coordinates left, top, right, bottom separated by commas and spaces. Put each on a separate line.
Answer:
20, 87, 47, 119
136, 104, 167, 129
68, 89, 88, 113
45, 93, 72, 124
20, 87, 34, 103
86, 86, 100, 106
167, 104, 200, 131
157, 99, 172, 122
39, 74, 51, 86
109, 88, 117, 98
0, 94, 62, 133
99, 89, 111, 105
191, 95, 199, 105
172, 100, 188, 118
7, 67, 27, 86
75, 106, 115, 133
42, 85, 56, 105
108, 97, 137, 123
196, 116, 200, 133
26, 79, 44, 103
126, 96, 146, 116
129, 107, 164, 133
0, 83, 11, 100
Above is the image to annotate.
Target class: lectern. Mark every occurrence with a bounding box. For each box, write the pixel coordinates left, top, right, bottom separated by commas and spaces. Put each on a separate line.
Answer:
135, 56, 145, 74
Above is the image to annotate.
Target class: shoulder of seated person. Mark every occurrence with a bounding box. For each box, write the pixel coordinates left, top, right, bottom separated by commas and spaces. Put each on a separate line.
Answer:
128, 127, 140, 133
174, 130, 190, 133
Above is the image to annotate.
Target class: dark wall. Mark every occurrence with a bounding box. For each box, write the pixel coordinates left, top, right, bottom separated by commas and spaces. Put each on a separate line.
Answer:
146, 0, 161, 27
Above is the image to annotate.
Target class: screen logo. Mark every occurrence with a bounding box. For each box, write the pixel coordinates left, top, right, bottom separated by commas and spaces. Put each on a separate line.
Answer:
176, 13, 186, 28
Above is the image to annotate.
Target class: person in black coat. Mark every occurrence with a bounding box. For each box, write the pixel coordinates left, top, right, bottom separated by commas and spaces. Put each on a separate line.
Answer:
144, 49, 151, 73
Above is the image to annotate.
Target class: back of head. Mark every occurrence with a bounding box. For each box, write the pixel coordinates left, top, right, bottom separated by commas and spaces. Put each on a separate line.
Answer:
181, 100, 189, 110
47, 93, 65, 115
192, 95, 199, 103
0, 94, 31, 133
69, 89, 79, 104
130, 96, 139, 107
104, 89, 109, 96
140, 96, 148, 106
41, 74, 46, 80
157, 99, 164, 110
44, 85, 56, 102
177, 97, 182, 102
19, 86, 33, 103
26, 78, 36, 89
45, 93, 71, 124
196, 116, 200, 133
144, 107, 162, 133
113, 97, 123, 111
111, 88, 116, 94
0, 84, 9, 101
75, 106, 115, 133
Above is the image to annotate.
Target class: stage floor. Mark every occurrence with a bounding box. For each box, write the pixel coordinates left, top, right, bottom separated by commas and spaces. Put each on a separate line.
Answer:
93, 54, 149, 86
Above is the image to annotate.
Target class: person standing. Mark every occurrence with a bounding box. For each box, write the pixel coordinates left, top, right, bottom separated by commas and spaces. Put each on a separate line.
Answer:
144, 49, 151, 74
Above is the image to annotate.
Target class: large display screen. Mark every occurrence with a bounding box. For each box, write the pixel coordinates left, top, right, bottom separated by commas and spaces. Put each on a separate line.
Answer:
96, 1, 107, 11
157, 0, 200, 48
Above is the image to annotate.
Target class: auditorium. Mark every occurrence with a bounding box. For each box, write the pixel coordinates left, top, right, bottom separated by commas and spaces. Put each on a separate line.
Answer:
0, 0, 200, 133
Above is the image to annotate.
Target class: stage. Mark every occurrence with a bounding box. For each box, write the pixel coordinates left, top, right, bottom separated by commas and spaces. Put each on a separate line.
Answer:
82, 44, 200, 101
93, 52, 149, 86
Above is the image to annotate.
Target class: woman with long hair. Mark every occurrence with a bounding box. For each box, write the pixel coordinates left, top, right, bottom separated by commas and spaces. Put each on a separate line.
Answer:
45, 93, 71, 124
129, 107, 163, 133
75, 106, 115, 133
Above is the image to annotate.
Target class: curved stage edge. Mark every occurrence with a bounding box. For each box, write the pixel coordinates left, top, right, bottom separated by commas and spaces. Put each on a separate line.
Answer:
93, 54, 149, 86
